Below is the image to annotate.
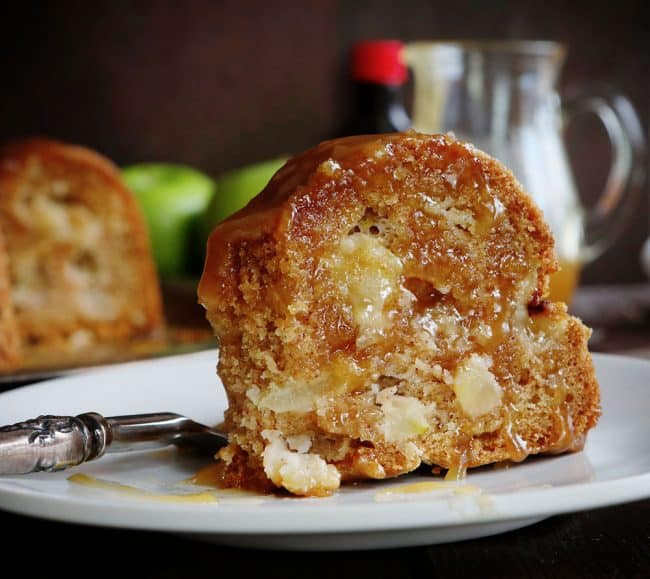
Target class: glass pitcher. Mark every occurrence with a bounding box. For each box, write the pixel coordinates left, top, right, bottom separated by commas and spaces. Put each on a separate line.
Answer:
404, 41, 645, 303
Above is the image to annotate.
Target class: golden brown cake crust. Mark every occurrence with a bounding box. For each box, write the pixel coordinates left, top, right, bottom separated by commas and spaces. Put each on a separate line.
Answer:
199, 131, 600, 496
0, 137, 164, 365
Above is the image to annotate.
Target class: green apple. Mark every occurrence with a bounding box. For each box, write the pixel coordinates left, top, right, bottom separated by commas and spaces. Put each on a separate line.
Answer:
200, 158, 287, 244
122, 163, 216, 279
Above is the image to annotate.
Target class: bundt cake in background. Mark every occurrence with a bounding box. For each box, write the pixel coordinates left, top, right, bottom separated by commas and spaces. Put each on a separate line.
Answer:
199, 131, 600, 497
0, 138, 164, 371
0, 228, 20, 368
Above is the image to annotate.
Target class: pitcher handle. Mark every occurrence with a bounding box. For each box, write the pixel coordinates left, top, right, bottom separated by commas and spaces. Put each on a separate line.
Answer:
563, 86, 645, 263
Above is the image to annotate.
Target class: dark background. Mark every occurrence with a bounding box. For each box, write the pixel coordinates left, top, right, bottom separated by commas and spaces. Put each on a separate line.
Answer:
1, 0, 647, 284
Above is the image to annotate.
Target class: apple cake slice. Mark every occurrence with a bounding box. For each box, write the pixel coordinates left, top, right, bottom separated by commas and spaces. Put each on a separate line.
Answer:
0, 138, 164, 369
198, 131, 600, 496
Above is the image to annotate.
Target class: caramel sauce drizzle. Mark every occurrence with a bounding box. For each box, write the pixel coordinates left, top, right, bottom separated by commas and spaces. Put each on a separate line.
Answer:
68, 473, 218, 503
375, 480, 481, 501
186, 461, 223, 488
444, 443, 470, 482
502, 405, 530, 463
546, 400, 586, 454
443, 459, 468, 482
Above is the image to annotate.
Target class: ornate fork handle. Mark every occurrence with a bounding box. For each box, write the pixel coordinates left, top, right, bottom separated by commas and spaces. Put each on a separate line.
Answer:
0, 413, 110, 474
0, 412, 223, 475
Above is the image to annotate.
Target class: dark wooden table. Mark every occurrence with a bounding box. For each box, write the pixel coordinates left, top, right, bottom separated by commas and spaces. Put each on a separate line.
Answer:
1, 499, 648, 576
1, 286, 649, 576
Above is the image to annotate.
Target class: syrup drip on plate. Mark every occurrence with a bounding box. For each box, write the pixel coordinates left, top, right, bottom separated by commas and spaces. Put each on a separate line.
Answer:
186, 462, 223, 487
68, 473, 218, 503
375, 480, 482, 502
444, 448, 469, 481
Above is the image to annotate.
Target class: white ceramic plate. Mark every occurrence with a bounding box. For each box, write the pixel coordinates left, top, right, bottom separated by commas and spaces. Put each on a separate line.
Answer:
0, 351, 648, 551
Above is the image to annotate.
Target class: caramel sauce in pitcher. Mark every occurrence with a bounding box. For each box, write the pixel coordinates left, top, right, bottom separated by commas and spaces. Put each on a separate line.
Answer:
548, 260, 581, 304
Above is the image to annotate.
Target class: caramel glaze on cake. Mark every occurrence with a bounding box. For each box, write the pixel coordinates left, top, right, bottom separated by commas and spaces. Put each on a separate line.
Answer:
198, 131, 600, 497
0, 138, 164, 370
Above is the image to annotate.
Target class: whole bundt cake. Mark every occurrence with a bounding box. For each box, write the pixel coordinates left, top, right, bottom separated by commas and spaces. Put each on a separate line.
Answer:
198, 131, 600, 496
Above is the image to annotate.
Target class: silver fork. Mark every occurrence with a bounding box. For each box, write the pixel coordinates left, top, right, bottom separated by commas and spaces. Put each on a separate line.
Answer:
0, 412, 228, 475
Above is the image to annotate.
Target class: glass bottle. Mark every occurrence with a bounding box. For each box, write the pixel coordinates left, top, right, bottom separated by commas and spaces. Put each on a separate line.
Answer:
341, 40, 410, 136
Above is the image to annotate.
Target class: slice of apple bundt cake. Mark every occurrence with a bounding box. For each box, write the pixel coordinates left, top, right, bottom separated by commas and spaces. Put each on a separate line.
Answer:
198, 131, 600, 497
0, 138, 164, 370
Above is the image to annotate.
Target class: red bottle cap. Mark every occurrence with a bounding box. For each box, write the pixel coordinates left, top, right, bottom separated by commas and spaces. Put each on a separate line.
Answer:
350, 40, 407, 86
